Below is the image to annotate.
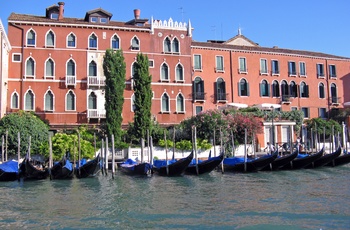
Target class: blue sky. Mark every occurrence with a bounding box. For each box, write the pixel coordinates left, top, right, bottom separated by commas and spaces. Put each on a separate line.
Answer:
1, 0, 349, 58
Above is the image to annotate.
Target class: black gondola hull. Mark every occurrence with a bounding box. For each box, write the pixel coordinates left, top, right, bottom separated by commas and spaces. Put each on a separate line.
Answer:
224, 153, 278, 172
325, 152, 350, 167
21, 159, 49, 180
75, 156, 101, 179
281, 148, 324, 170
185, 154, 223, 175
305, 147, 341, 168
261, 150, 298, 171
50, 161, 74, 179
153, 152, 193, 176
0, 170, 18, 181
120, 162, 152, 176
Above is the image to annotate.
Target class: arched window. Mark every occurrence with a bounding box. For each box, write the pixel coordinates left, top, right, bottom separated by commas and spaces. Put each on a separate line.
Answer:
111, 35, 119, 49
161, 93, 170, 112
11, 92, 19, 109
46, 31, 55, 47
289, 81, 297, 97
67, 60, 75, 76
216, 78, 226, 101
27, 30, 36, 46
330, 83, 338, 103
318, 82, 325, 98
26, 57, 35, 76
239, 79, 249, 96
88, 92, 97, 109
66, 91, 75, 111
272, 80, 280, 97
44, 91, 54, 111
67, 33, 76, 47
281, 80, 289, 97
300, 82, 309, 98
164, 37, 171, 52
176, 94, 185, 113
193, 77, 205, 100
161, 63, 169, 81
45, 59, 54, 77
89, 61, 97, 76
172, 38, 179, 53
131, 37, 140, 50
24, 90, 34, 111
89, 34, 97, 48
175, 64, 184, 81
260, 80, 269, 97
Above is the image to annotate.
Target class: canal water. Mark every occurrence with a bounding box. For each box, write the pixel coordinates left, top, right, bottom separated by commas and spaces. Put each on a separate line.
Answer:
0, 165, 349, 229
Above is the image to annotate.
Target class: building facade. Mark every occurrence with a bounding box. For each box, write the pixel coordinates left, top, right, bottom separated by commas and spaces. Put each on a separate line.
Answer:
4, 2, 350, 147
0, 19, 11, 118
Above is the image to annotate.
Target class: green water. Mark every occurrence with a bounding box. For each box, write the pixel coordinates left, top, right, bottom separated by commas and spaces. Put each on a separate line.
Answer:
0, 165, 349, 229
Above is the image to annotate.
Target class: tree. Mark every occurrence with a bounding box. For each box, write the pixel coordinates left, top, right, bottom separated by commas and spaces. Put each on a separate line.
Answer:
0, 111, 49, 157
133, 53, 152, 140
103, 49, 126, 146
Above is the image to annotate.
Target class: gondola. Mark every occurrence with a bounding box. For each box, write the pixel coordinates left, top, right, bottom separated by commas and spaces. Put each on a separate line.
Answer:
153, 151, 193, 176
75, 154, 101, 179
119, 159, 152, 176
50, 157, 74, 179
280, 147, 324, 170
185, 152, 224, 175
305, 146, 341, 168
223, 151, 278, 172
325, 150, 350, 167
0, 160, 19, 181
19, 158, 49, 180
261, 150, 298, 171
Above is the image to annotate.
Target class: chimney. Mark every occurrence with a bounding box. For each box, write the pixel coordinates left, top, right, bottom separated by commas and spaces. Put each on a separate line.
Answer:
58, 2, 65, 20
134, 9, 140, 19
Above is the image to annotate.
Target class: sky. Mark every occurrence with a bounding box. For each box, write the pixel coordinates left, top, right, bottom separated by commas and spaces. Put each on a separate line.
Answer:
1, 0, 349, 58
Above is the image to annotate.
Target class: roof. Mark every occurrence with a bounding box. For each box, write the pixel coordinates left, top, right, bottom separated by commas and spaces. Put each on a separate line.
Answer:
8, 13, 150, 30
192, 40, 350, 60
84, 8, 113, 21
224, 34, 258, 47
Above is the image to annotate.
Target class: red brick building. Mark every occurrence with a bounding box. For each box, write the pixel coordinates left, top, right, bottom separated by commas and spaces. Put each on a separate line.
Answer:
4, 2, 350, 148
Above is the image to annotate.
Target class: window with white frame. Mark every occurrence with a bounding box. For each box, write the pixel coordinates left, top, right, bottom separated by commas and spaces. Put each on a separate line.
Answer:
67, 33, 76, 47
239, 57, 247, 73
239, 78, 249, 96
11, 92, 19, 109
299, 62, 306, 76
27, 30, 36, 46
300, 82, 309, 98
44, 90, 54, 111
301, 107, 309, 118
88, 92, 97, 110
195, 106, 203, 115
172, 38, 179, 53
317, 63, 324, 77
329, 64, 337, 78
288, 61, 297, 76
271, 60, 279, 75
318, 82, 325, 98
89, 61, 97, 76
148, 60, 154, 68
193, 54, 202, 70
260, 59, 268, 75
161, 93, 170, 112
66, 91, 76, 111
164, 37, 171, 53
111, 35, 119, 49
45, 59, 54, 78
330, 83, 338, 104
161, 63, 169, 81
89, 34, 97, 49
260, 80, 269, 97
12, 53, 21, 62
176, 94, 185, 113
176, 64, 184, 81
131, 37, 140, 50
216, 56, 224, 72
319, 108, 327, 119
67, 60, 75, 76
24, 90, 34, 111
46, 31, 55, 47
26, 57, 35, 77
272, 80, 280, 97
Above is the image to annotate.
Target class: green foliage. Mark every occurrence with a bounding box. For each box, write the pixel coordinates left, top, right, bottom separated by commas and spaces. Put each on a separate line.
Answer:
304, 118, 341, 138
158, 139, 174, 148
132, 53, 153, 140
103, 49, 126, 145
280, 110, 304, 133
0, 111, 49, 157
175, 140, 192, 151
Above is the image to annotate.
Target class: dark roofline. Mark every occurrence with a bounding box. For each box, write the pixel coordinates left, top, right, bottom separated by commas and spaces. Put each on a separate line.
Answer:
84, 8, 113, 20
192, 41, 350, 60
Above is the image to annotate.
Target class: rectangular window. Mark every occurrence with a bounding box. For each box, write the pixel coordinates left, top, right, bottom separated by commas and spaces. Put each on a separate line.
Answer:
291, 107, 298, 111
329, 65, 337, 78
194, 54, 202, 70
288, 61, 296, 76
317, 64, 324, 77
51, 13, 59, 20
195, 106, 203, 115
260, 59, 268, 75
299, 62, 306, 76
90, 17, 98, 23
319, 108, 327, 118
271, 60, 279, 75
239, 57, 247, 73
12, 53, 21, 62
148, 59, 154, 68
301, 107, 309, 118
215, 56, 224, 72
100, 18, 108, 23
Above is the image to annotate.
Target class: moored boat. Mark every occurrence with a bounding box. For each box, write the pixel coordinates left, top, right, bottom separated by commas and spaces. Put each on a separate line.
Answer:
50, 157, 74, 179
305, 146, 341, 168
20, 158, 49, 180
223, 152, 278, 172
185, 152, 224, 175
325, 150, 350, 167
75, 154, 101, 179
261, 150, 298, 171
0, 160, 19, 181
280, 147, 324, 170
119, 159, 152, 176
153, 151, 193, 176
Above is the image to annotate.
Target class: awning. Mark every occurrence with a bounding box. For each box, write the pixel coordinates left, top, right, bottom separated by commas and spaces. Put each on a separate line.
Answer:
226, 103, 248, 108
344, 102, 350, 107
255, 103, 281, 110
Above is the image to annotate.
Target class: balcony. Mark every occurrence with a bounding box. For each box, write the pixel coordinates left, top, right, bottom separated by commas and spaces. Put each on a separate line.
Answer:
330, 97, 340, 106
88, 76, 106, 87
66, 75, 76, 88
87, 109, 106, 120
192, 92, 206, 102
281, 95, 291, 104
216, 93, 227, 102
